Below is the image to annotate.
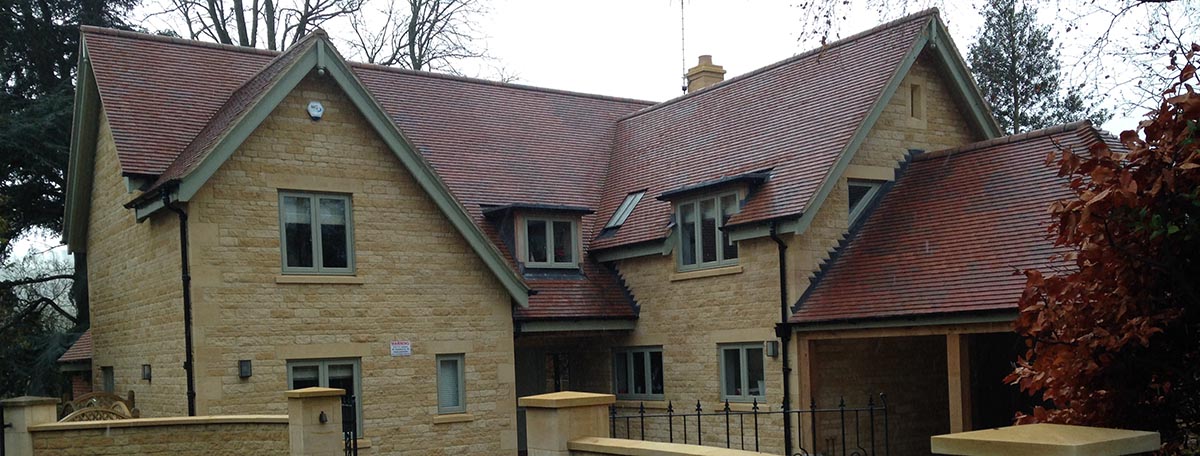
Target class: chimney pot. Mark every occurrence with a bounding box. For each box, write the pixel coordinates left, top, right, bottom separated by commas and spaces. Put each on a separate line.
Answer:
686, 55, 726, 93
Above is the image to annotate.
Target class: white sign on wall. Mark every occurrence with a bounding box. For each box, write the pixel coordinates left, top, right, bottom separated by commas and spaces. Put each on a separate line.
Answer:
390, 340, 412, 357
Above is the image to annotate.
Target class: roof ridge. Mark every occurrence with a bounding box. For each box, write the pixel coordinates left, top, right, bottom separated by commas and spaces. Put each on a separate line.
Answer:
80, 25, 281, 57
349, 61, 657, 106
78, 26, 656, 108
916, 120, 1094, 161
619, 8, 941, 121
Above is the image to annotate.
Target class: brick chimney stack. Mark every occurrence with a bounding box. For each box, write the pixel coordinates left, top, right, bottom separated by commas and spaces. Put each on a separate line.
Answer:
686, 55, 726, 93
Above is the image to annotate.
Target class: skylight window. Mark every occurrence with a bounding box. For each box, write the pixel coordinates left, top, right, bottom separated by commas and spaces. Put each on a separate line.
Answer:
605, 191, 645, 229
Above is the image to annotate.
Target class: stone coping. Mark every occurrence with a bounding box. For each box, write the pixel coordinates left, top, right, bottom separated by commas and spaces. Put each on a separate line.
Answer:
0, 396, 59, 406
930, 423, 1160, 456
28, 415, 289, 432
285, 387, 346, 398
518, 391, 615, 409
569, 437, 772, 456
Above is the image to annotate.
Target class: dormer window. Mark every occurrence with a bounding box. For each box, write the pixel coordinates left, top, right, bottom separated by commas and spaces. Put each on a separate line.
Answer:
848, 181, 883, 226
525, 217, 578, 268
677, 192, 740, 270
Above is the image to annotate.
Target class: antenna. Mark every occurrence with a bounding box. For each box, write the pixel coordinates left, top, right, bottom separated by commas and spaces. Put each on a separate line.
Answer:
680, 0, 687, 93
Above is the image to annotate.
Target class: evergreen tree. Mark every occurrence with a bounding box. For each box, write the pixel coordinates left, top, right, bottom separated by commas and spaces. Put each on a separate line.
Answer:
0, 0, 135, 398
968, 0, 1109, 134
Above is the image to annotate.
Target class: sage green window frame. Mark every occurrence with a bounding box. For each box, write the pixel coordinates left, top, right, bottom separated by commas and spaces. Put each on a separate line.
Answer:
847, 181, 883, 226
718, 343, 766, 403
605, 191, 646, 229
523, 216, 579, 269
675, 192, 741, 271
286, 358, 362, 434
436, 354, 466, 414
612, 346, 664, 400
101, 366, 115, 393
279, 191, 355, 275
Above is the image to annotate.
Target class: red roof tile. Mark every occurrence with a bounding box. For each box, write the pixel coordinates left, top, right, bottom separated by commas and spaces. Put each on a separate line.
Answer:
81, 27, 650, 320
58, 329, 92, 363
790, 122, 1105, 325
591, 11, 936, 250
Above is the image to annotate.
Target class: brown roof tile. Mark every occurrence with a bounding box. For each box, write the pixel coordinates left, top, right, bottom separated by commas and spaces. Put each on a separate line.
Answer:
790, 122, 1103, 325
590, 11, 937, 250
58, 329, 92, 363
81, 27, 650, 320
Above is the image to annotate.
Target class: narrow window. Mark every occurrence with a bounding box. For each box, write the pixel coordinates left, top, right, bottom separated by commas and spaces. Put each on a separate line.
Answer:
613, 347, 664, 400
910, 83, 925, 119
280, 192, 354, 274
605, 191, 645, 229
677, 192, 740, 270
437, 354, 466, 414
524, 217, 578, 268
101, 366, 115, 393
287, 359, 362, 434
719, 343, 766, 402
847, 181, 883, 226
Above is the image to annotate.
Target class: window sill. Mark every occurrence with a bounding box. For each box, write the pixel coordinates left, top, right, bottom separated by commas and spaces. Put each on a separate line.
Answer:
670, 265, 743, 282
275, 275, 364, 285
351, 438, 371, 449
613, 400, 669, 410
433, 413, 474, 425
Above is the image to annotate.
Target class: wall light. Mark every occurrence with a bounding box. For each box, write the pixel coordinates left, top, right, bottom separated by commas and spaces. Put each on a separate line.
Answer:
238, 360, 253, 379
765, 341, 780, 358
141, 364, 152, 382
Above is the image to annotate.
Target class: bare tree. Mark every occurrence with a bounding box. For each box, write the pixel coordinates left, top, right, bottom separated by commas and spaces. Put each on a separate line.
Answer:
346, 0, 488, 74
156, 0, 365, 50
794, 0, 1196, 113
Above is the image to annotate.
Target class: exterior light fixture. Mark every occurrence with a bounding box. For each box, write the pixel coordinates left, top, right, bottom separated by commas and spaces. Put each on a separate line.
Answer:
238, 360, 253, 378
765, 341, 780, 358
319, 411, 328, 424
142, 364, 152, 381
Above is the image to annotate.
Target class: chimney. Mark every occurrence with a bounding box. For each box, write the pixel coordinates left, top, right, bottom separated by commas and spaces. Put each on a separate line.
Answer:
686, 55, 726, 93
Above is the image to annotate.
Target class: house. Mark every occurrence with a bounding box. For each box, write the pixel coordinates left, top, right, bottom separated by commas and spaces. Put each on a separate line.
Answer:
60, 8, 1106, 455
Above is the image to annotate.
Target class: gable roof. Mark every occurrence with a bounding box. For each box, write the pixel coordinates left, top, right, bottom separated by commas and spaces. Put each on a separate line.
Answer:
591, 10, 1001, 252
790, 122, 1110, 327
69, 26, 653, 316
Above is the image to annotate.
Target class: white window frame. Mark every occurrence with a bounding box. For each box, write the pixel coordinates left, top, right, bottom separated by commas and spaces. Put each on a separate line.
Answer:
436, 354, 467, 414
279, 191, 355, 275
613, 346, 664, 400
847, 181, 883, 226
605, 191, 646, 229
718, 343, 766, 403
522, 216, 579, 269
675, 191, 741, 271
286, 358, 362, 434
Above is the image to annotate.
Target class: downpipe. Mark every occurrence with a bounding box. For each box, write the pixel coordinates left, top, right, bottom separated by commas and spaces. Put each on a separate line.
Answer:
769, 222, 794, 456
162, 190, 197, 417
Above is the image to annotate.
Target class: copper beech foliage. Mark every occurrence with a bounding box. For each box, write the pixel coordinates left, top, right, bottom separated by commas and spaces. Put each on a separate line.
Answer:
1009, 44, 1200, 449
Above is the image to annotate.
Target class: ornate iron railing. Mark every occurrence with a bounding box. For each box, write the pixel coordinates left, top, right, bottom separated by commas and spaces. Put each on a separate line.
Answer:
610, 394, 888, 456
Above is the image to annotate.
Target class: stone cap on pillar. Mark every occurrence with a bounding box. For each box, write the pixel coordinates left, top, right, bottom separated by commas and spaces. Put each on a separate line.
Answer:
931, 423, 1160, 456
285, 387, 345, 399
0, 396, 59, 406
518, 391, 614, 409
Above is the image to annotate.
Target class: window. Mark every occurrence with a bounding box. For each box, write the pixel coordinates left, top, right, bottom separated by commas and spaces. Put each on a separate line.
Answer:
280, 192, 354, 274
613, 347, 664, 400
910, 83, 925, 119
524, 217, 577, 268
288, 359, 361, 434
677, 193, 740, 270
847, 181, 883, 226
605, 191, 646, 229
719, 343, 765, 402
101, 366, 115, 393
437, 354, 466, 414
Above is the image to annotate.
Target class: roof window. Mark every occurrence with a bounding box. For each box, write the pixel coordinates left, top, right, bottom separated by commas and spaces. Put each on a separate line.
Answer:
605, 191, 645, 229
